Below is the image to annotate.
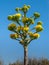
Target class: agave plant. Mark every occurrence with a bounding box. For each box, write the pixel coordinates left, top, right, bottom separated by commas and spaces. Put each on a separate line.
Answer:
8, 4, 43, 65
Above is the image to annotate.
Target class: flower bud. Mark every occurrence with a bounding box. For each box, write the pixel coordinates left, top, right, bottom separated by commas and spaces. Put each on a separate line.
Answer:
22, 17, 29, 23
8, 23, 16, 31
15, 8, 19, 12
35, 25, 43, 32
8, 15, 13, 20
27, 5, 31, 8
11, 13, 21, 21
23, 26, 29, 32
10, 34, 19, 39
22, 5, 29, 13
33, 33, 40, 39
28, 32, 40, 39
28, 32, 33, 34
37, 21, 43, 25
15, 13, 21, 19
34, 12, 40, 18
17, 26, 23, 32
28, 32, 33, 37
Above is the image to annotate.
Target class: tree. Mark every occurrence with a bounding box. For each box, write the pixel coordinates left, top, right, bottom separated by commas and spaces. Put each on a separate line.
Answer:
8, 4, 43, 65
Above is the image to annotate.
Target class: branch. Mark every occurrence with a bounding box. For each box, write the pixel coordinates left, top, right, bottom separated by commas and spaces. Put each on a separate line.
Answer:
27, 38, 36, 45
13, 29, 24, 39
13, 29, 19, 34
30, 15, 34, 18
34, 17, 37, 20
15, 38, 20, 41
17, 21, 21, 26
28, 39, 32, 44
30, 16, 38, 20
29, 28, 35, 31
33, 31, 37, 34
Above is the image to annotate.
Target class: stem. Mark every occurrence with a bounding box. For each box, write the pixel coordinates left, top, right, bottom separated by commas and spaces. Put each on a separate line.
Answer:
15, 39, 20, 41
24, 12, 26, 17
24, 46, 28, 65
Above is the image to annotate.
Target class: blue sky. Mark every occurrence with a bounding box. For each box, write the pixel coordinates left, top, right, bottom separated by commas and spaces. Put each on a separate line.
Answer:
0, 0, 49, 65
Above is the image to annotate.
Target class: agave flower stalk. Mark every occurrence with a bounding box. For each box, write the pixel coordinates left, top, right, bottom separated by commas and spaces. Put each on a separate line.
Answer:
8, 4, 43, 65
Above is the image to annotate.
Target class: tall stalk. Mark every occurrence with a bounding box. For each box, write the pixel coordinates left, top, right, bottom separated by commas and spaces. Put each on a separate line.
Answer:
24, 46, 28, 65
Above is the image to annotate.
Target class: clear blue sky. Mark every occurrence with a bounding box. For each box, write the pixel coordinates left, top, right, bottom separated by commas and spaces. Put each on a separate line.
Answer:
0, 0, 49, 65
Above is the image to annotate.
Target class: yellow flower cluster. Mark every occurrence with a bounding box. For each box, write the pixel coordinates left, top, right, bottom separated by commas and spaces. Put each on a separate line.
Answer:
35, 25, 43, 32
15, 5, 30, 13
10, 33, 19, 39
8, 23, 16, 31
23, 5, 28, 9
17, 26, 29, 32
22, 17, 34, 25
22, 5, 30, 13
15, 13, 21, 19
17, 26, 23, 32
28, 32, 40, 39
8, 13, 21, 21
35, 25, 42, 28
22, 17, 28, 23
23, 26, 29, 32
33, 33, 40, 38
28, 32, 33, 37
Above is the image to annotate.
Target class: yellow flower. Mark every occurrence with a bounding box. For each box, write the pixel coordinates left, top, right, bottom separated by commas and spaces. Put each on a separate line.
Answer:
8, 23, 16, 31
22, 5, 29, 12
15, 13, 21, 19
35, 25, 43, 32
28, 32, 40, 39
15, 8, 19, 12
28, 32, 33, 37
10, 33, 19, 39
24, 5, 28, 9
35, 25, 42, 28
22, 17, 29, 23
17, 26, 21, 31
8, 13, 21, 21
33, 33, 40, 39
17, 26, 23, 32
8, 15, 13, 20
23, 26, 29, 32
